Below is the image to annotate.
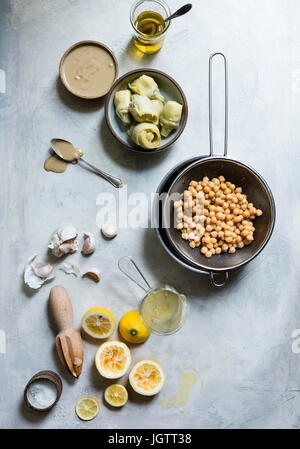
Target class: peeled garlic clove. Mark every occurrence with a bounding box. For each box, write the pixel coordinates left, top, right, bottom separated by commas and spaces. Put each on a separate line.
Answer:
101, 224, 118, 239
59, 262, 80, 277
82, 232, 96, 255
82, 268, 101, 283
33, 263, 53, 278
24, 255, 55, 289
48, 226, 78, 257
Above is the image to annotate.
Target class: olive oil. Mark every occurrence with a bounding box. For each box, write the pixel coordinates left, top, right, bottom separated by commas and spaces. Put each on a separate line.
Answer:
134, 10, 167, 53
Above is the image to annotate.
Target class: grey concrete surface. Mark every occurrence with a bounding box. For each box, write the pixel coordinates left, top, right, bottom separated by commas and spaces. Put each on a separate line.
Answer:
0, 0, 300, 429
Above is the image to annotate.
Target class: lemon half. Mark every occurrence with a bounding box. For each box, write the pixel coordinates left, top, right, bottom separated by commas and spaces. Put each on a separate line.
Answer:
129, 359, 165, 396
95, 341, 131, 379
104, 384, 128, 407
75, 397, 100, 421
81, 307, 115, 339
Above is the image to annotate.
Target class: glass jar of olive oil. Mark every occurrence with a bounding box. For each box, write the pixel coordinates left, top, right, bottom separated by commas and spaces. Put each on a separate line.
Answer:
130, 0, 171, 54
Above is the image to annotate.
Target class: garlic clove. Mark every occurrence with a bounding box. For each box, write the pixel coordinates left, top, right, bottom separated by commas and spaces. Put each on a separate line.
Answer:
82, 268, 101, 283
57, 226, 78, 242
101, 224, 118, 239
59, 262, 80, 277
48, 226, 78, 257
24, 255, 55, 289
81, 232, 96, 255
33, 263, 53, 278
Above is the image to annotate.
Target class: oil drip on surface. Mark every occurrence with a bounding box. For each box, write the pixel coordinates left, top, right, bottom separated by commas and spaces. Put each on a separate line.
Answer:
159, 367, 198, 409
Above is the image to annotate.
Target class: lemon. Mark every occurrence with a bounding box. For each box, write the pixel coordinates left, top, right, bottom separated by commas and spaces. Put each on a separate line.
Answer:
129, 359, 165, 396
119, 310, 150, 343
81, 307, 115, 339
75, 397, 100, 421
104, 384, 128, 407
119, 310, 150, 344
95, 341, 131, 379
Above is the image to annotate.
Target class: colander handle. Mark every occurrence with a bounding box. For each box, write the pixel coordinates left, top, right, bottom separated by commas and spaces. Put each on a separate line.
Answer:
210, 271, 229, 288
209, 52, 228, 157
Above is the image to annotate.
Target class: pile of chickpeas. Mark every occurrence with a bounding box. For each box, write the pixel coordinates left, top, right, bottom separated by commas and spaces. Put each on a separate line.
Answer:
174, 176, 263, 258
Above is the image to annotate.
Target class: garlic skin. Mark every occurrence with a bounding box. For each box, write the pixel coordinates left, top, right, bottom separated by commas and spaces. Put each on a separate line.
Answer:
24, 255, 55, 289
82, 268, 101, 282
59, 262, 80, 277
82, 232, 96, 255
48, 226, 78, 257
101, 224, 118, 239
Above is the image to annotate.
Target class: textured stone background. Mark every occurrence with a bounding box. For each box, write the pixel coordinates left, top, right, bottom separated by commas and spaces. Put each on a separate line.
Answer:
0, 0, 300, 429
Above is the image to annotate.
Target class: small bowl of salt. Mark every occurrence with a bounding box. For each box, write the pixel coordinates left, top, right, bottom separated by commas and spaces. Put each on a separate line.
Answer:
24, 370, 62, 412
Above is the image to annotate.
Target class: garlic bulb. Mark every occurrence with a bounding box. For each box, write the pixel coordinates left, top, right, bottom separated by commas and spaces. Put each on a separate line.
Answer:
48, 226, 78, 257
101, 224, 118, 239
82, 268, 101, 282
24, 255, 55, 289
81, 232, 96, 255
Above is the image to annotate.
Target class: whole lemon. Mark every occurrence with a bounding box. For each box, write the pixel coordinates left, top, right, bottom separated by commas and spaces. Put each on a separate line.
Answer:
119, 311, 150, 344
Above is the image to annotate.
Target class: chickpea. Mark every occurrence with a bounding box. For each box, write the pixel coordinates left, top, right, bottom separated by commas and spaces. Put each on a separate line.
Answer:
178, 176, 262, 257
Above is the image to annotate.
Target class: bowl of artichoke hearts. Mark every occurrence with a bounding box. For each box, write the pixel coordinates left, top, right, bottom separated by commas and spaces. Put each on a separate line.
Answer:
105, 69, 188, 153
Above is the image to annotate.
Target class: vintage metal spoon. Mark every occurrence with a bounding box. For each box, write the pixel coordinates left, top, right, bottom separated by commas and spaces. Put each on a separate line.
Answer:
50, 138, 123, 188
159, 3, 192, 26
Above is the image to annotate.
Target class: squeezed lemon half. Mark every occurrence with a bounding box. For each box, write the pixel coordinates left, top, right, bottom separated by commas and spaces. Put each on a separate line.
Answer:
95, 341, 131, 379
75, 397, 100, 421
104, 384, 128, 407
129, 359, 165, 396
81, 307, 115, 339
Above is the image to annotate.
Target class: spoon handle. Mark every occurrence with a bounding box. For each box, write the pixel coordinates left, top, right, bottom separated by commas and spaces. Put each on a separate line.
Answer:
80, 158, 123, 188
165, 3, 192, 22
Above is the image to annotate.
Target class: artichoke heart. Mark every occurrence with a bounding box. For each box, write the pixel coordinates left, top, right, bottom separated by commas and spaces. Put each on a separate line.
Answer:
129, 123, 161, 149
160, 101, 183, 137
114, 89, 131, 125
128, 75, 164, 102
129, 94, 159, 123
151, 99, 164, 125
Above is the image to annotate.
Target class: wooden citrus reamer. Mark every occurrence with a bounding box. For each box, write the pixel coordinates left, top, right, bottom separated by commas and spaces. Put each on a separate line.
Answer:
49, 285, 83, 378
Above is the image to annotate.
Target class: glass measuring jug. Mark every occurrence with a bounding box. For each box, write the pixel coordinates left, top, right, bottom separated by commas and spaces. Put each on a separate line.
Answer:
118, 256, 187, 335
